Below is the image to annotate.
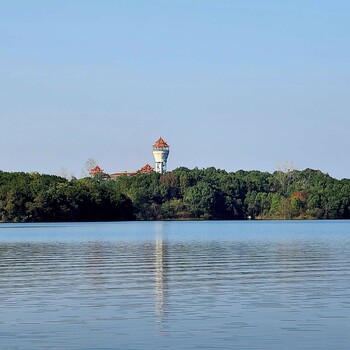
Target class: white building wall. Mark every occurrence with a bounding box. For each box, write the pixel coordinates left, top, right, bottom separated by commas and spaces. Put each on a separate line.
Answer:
153, 149, 169, 174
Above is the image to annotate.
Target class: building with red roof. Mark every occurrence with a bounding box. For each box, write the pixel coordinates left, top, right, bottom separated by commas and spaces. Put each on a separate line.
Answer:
89, 165, 104, 176
138, 164, 154, 174
97, 137, 169, 179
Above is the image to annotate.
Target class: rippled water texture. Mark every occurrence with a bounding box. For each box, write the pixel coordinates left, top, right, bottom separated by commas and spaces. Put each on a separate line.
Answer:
0, 221, 349, 349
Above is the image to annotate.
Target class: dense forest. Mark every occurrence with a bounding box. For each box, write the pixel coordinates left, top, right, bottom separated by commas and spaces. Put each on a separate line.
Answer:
0, 167, 350, 222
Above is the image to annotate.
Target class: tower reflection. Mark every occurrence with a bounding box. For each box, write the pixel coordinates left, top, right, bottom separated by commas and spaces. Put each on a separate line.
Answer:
155, 224, 168, 323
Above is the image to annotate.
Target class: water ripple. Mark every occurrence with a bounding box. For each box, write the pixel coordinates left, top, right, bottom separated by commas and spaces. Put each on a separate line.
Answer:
0, 221, 349, 349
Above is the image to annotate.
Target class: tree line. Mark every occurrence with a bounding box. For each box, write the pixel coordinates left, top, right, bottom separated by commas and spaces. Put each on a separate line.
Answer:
0, 167, 349, 222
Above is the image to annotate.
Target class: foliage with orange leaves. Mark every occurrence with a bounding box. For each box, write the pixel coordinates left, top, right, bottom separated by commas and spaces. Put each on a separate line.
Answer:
290, 191, 307, 201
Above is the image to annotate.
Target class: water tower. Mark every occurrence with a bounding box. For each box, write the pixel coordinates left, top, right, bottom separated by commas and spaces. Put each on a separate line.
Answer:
152, 137, 169, 174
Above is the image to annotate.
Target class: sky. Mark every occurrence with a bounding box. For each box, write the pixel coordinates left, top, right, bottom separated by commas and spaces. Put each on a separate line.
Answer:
1, 0, 349, 179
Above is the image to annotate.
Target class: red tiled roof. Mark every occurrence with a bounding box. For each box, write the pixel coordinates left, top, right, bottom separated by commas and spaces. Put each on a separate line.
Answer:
153, 137, 169, 148
139, 164, 154, 173
89, 165, 104, 174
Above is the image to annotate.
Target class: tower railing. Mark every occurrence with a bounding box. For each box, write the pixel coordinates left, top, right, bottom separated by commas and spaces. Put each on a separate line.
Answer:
153, 147, 169, 151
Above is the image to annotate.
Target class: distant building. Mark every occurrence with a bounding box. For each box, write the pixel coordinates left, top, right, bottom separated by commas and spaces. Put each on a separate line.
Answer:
89, 165, 110, 180
89, 165, 104, 176
109, 164, 154, 179
152, 137, 170, 174
93, 137, 169, 179
109, 170, 138, 179
138, 163, 154, 174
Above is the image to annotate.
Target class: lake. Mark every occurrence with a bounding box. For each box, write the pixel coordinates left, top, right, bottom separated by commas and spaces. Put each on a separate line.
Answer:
0, 221, 349, 349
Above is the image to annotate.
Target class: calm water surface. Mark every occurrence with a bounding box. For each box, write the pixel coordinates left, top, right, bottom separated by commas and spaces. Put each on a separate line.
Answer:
0, 221, 349, 349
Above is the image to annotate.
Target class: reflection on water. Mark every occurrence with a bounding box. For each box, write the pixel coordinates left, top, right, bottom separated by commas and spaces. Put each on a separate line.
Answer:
0, 221, 349, 350
155, 235, 166, 319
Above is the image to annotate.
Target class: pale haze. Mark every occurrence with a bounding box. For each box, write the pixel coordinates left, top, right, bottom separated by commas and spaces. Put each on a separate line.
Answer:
1, 1, 349, 178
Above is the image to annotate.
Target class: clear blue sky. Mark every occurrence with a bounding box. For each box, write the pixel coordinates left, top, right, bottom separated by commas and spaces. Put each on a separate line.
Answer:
1, 0, 349, 178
